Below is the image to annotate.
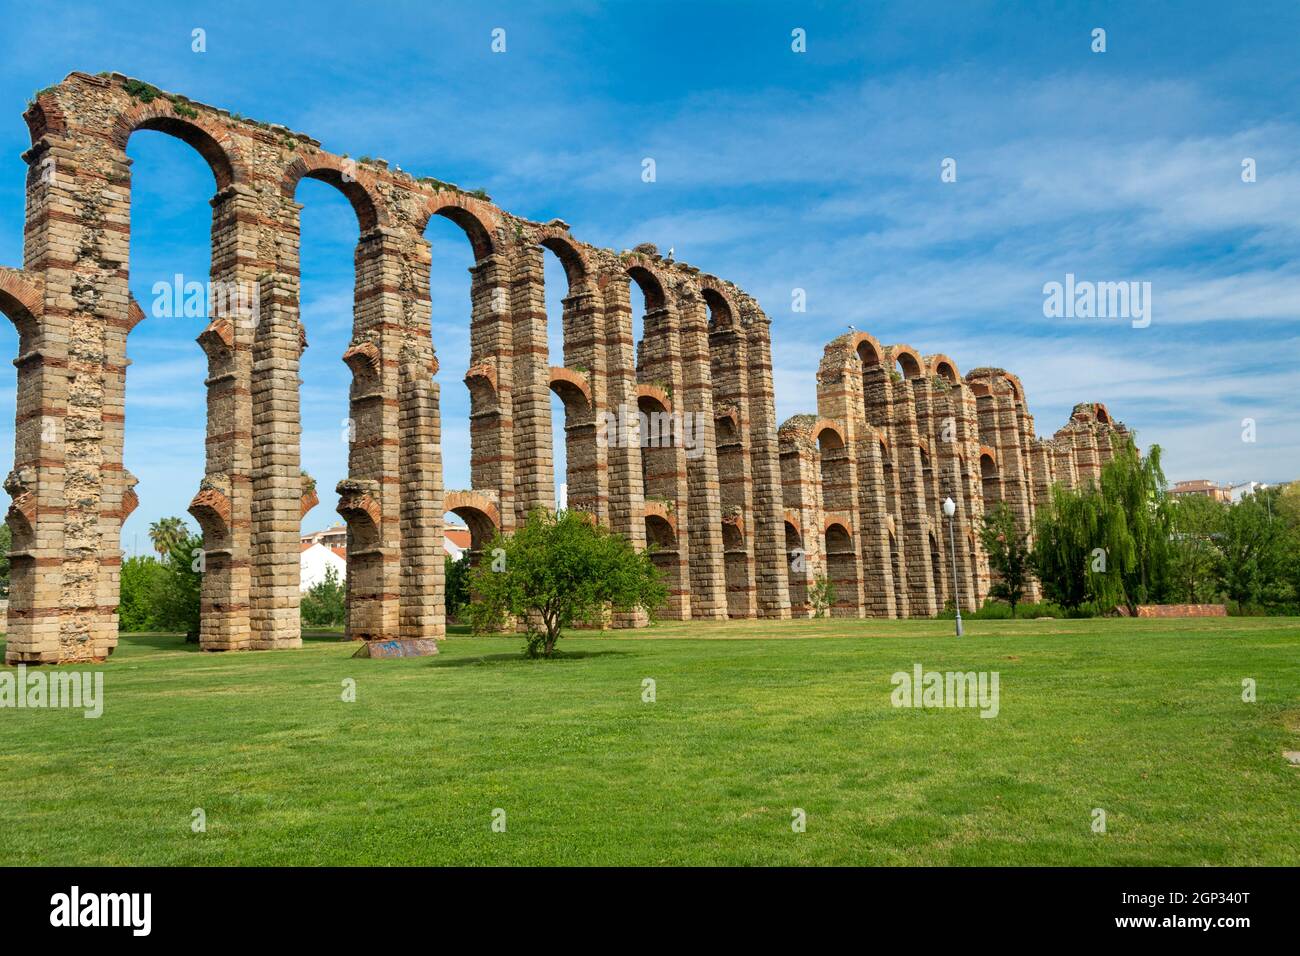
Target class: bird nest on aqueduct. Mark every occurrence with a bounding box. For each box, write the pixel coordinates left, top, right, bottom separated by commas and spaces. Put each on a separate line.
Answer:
1, 72, 1128, 663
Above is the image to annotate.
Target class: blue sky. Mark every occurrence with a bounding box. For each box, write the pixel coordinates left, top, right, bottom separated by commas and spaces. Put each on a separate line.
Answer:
1, 0, 1297, 554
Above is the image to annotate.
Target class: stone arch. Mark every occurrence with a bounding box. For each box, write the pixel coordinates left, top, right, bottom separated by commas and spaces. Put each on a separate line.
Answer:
699, 278, 739, 330
824, 520, 856, 615
112, 100, 245, 190
464, 362, 499, 412
636, 383, 672, 413
537, 229, 590, 292
548, 365, 593, 413
928, 353, 960, 384
812, 418, 847, 450
645, 509, 681, 616
419, 193, 499, 260
0, 269, 43, 348
625, 260, 668, 312
280, 153, 387, 233
848, 331, 884, 368
445, 489, 501, 554
888, 344, 925, 379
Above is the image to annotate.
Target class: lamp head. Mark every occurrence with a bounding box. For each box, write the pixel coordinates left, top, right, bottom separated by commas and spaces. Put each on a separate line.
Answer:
943, 497, 956, 517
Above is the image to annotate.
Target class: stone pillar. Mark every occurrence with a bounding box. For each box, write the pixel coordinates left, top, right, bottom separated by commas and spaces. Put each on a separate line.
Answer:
743, 313, 790, 619
601, 278, 646, 626
509, 245, 554, 520
189, 183, 262, 651
710, 323, 756, 618
677, 291, 725, 619
249, 270, 302, 650
559, 286, 607, 520
466, 254, 516, 530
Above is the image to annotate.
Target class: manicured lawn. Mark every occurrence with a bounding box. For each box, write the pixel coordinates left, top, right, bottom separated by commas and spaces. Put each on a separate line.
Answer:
2, 617, 1297, 865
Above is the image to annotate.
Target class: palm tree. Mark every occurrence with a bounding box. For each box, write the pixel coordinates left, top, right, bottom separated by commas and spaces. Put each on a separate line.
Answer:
148, 517, 188, 560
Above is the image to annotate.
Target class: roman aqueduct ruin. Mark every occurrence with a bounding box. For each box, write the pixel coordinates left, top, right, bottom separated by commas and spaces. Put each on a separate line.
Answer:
1, 73, 1128, 663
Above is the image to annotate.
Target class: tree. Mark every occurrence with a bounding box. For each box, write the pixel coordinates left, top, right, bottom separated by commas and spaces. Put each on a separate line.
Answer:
978, 502, 1032, 617
1097, 440, 1173, 610
1215, 489, 1287, 612
301, 564, 346, 627
0, 522, 10, 598
148, 516, 188, 559
444, 554, 470, 620
1031, 439, 1171, 614
158, 532, 203, 637
809, 574, 836, 618
466, 509, 667, 658
1167, 494, 1224, 603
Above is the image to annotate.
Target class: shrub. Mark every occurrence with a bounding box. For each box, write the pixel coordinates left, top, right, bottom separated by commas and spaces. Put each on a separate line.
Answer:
466, 509, 666, 658
301, 565, 346, 627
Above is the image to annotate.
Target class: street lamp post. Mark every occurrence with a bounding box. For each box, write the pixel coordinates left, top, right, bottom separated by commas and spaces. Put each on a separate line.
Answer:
943, 496, 963, 637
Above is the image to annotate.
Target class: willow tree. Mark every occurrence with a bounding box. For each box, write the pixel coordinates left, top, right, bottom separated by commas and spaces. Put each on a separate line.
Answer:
1032, 439, 1170, 614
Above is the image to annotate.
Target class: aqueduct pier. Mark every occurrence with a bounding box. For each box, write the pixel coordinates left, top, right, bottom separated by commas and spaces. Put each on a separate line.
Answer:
1, 73, 1126, 663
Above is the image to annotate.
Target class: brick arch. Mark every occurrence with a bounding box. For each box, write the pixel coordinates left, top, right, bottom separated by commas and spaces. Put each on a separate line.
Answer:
979, 447, 998, 478
281, 153, 387, 233
636, 382, 672, 413
419, 192, 499, 260
112, 100, 245, 191
849, 331, 884, 367
0, 269, 43, 345
536, 228, 590, 291
824, 516, 852, 539
783, 510, 802, 538
549, 365, 592, 412
644, 500, 677, 537
698, 277, 739, 329
625, 260, 667, 311
464, 362, 499, 411
813, 418, 847, 450
445, 489, 501, 549
927, 353, 960, 384
23, 93, 67, 143
887, 344, 925, 379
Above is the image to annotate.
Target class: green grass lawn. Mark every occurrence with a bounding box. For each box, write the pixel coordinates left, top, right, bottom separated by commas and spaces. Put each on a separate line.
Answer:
2, 616, 1297, 865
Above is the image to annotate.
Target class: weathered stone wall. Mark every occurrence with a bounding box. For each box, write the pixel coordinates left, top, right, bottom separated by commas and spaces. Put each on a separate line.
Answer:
1, 73, 1130, 661
778, 333, 1129, 617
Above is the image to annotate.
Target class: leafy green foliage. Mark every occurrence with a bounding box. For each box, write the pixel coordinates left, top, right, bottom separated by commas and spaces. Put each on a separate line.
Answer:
148, 516, 187, 557
1168, 493, 1225, 603
466, 509, 666, 657
301, 565, 346, 627
809, 574, 836, 618
978, 502, 1032, 617
444, 554, 470, 620
1031, 439, 1172, 613
119, 527, 202, 634
0, 522, 10, 598
1214, 488, 1289, 613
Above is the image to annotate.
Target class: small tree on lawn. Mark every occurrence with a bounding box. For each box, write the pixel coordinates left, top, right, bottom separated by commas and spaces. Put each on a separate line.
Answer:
466, 508, 667, 658
979, 502, 1032, 617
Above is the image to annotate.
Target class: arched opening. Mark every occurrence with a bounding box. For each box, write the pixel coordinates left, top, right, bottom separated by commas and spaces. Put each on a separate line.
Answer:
929, 531, 946, 613
856, 339, 881, 368
121, 126, 222, 643
888, 529, 904, 615
424, 210, 482, 502
295, 178, 362, 603
894, 349, 922, 380
722, 519, 750, 618
824, 522, 855, 617
934, 360, 958, 384
980, 452, 999, 514
785, 520, 806, 612
644, 512, 679, 616
540, 237, 592, 516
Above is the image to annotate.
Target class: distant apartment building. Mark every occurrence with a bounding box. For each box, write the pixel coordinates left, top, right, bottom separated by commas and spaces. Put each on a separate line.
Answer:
1168, 479, 1232, 503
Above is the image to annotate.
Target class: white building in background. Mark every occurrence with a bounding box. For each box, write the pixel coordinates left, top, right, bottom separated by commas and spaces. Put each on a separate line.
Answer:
300, 542, 347, 591
298, 525, 473, 590
1226, 481, 1267, 503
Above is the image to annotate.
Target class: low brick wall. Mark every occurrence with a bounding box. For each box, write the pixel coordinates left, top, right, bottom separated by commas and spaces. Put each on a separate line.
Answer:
1134, 604, 1227, 618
